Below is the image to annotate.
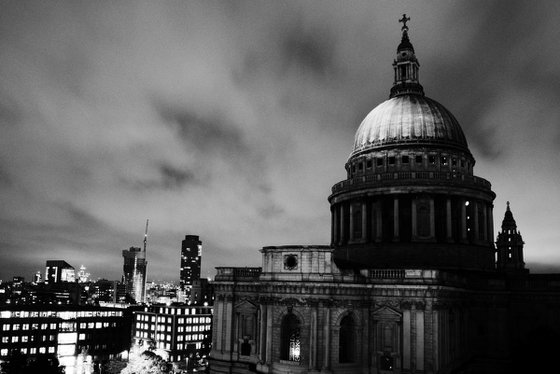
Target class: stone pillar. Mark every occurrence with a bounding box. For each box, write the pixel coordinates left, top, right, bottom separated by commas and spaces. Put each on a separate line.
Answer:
333, 207, 339, 245
473, 201, 479, 241
265, 304, 273, 364
416, 309, 425, 371
323, 307, 331, 371
411, 199, 417, 238
376, 202, 383, 242
310, 307, 318, 370
446, 198, 453, 242
224, 299, 233, 352
259, 304, 266, 361
393, 197, 400, 241
339, 205, 345, 244
403, 308, 411, 370
361, 202, 368, 241
488, 205, 494, 245
482, 203, 488, 242
349, 204, 355, 241
433, 309, 439, 373
460, 199, 467, 242
215, 300, 223, 351
331, 208, 335, 245
429, 198, 436, 238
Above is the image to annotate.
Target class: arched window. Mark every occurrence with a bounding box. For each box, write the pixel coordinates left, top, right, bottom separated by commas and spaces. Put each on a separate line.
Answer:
280, 313, 300, 362
339, 315, 355, 363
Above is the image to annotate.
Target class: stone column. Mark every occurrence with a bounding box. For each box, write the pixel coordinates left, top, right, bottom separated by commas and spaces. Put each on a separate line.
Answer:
446, 198, 453, 242
403, 308, 411, 370
482, 203, 488, 242
339, 205, 345, 244
224, 299, 233, 352
215, 300, 223, 351
349, 204, 355, 241
429, 198, 436, 238
415, 309, 425, 371
460, 199, 467, 242
323, 307, 331, 371
393, 197, 400, 241
488, 205, 494, 244
411, 199, 417, 239
259, 304, 266, 361
265, 304, 273, 364
310, 307, 318, 370
473, 201, 479, 241
362, 202, 368, 241
376, 202, 383, 242
331, 208, 335, 245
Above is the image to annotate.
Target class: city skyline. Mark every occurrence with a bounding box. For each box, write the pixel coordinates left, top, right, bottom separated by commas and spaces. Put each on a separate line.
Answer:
1, 1, 560, 281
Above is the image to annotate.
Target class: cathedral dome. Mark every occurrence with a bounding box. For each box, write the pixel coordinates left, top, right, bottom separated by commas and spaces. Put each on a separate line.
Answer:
351, 94, 469, 158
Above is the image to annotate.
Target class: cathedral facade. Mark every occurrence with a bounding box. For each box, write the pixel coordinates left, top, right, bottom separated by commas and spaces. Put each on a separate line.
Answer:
209, 19, 560, 374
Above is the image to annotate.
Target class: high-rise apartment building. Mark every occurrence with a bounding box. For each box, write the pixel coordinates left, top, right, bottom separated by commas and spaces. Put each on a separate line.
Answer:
122, 247, 147, 304
180, 235, 202, 294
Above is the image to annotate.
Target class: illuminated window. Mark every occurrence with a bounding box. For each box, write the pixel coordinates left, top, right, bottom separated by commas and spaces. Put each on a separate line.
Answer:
1, 349, 7, 356
50, 324, 56, 329
21, 336, 28, 343
280, 313, 301, 362
48, 347, 55, 353
30, 348, 36, 354
11, 336, 18, 343
13, 324, 20, 330
2, 325, 9, 331
39, 347, 46, 354
1, 337, 7, 343
22, 324, 29, 330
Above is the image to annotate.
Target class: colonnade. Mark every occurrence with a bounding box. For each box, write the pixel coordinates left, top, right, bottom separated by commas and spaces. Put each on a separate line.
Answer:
331, 195, 494, 246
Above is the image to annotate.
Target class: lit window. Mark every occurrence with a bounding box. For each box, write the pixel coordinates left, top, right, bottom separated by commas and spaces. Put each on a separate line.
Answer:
13, 324, 20, 330
11, 336, 18, 343
1, 349, 8, 356
48, 347, 55, 353
1, 337, 7, 343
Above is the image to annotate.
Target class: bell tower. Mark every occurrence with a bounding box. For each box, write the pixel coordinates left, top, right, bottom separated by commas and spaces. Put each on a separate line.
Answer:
496, 202, 526, 272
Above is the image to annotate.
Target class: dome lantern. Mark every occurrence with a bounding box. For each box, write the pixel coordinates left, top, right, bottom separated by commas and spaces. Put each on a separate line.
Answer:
391, 14, 424, 98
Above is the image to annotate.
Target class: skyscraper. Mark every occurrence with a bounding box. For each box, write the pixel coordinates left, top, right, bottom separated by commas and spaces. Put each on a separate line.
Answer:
180, 235, 202, 294
122, 246, 147, 304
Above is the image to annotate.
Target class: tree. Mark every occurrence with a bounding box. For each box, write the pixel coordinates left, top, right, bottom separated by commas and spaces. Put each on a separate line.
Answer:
120, 349, 170, 374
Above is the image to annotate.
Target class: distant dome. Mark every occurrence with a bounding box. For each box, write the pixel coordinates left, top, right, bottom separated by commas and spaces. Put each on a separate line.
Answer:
351, 94, 469, 158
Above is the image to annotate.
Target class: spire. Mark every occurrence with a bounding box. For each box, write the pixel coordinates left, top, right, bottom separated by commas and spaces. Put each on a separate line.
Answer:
390, 14, 424, 98
496, 202, 526, 273
501, 201, 517, 231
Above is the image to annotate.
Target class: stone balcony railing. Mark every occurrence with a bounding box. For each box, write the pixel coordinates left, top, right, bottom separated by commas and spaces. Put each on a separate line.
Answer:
214, 267, 262, 281
331, 171, 492, 194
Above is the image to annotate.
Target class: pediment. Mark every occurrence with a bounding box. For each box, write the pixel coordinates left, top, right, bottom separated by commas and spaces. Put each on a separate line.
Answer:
235, 299, 258, 313
373, 306, 402, 321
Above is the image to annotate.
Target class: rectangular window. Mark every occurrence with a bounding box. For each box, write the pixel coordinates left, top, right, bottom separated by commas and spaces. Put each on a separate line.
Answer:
441, 156, 448, 165
376, 158, 384, 166
429, 156, 436, 164
415, 155, 422, 164
402, 155, 409, 164
366, 160, 373, 168
358, 162, 363, 171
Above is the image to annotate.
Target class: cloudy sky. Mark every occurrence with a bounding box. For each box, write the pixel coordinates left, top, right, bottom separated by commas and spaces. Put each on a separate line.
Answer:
1, 0, 559, 282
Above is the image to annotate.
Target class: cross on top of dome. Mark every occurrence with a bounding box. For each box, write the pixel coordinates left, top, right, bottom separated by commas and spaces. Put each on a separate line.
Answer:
399, 14, 410, 31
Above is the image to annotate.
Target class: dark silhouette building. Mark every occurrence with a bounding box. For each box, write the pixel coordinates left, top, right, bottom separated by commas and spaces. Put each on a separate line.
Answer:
209, 17, 560, 374
45, 261, 75, 284
180, 235, 202, 295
